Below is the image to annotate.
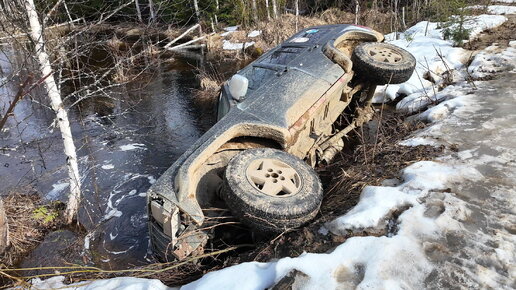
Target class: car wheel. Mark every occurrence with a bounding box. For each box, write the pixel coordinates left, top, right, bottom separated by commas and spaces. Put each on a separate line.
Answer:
222, 148, 323, 233
352, 42, 416, 85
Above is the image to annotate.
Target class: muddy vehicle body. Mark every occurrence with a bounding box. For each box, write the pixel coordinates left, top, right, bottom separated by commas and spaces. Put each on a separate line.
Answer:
147, 24, 416, 261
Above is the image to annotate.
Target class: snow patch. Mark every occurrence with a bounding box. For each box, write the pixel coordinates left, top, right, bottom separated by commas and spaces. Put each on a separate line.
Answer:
374, 15, 507, 111
468, 44, 516, 78
223, 40, 255, 50
467, 5, 516, 15
399, 137, 438, 147
101, 164, 114, 170
31, 276, 172, 290
247, 30, 262, 38
46, 182, 69, 200
119, 143, 146, 151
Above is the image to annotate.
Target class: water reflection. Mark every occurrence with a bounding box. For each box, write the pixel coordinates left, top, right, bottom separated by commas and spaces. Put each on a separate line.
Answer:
0, 46, 219, 268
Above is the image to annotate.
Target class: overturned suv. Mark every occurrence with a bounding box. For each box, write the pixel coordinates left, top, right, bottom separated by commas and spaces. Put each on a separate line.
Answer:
147, 24, 415, 261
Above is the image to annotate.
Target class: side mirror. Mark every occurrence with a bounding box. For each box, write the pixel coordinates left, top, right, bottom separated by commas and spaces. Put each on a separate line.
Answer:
228, 74, 248, 101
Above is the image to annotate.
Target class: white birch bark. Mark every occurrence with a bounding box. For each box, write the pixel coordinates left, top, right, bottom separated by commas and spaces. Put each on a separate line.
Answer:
214, 0, 219, 25
148, 0, 156, 24
271, 0, 278, 19
0, 199, 8, 254
251, 0, 258, 22
24, 0, 82, 224
265, 0, 271, 21
295, 0, 299, 30
354, 0, 360, 25
193, 0, 200, 19
135, 0, 143, 22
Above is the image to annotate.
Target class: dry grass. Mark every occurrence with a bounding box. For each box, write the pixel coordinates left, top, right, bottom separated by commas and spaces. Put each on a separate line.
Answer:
0, 190, 64, 268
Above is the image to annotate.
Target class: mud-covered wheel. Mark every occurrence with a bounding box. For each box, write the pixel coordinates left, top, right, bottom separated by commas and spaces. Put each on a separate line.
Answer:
222, 148, 323, 233
352, 42, 416, 85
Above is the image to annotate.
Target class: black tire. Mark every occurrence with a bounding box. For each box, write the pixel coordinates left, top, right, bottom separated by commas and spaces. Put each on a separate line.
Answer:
221, 148, 323, 233
352, 42, 416, 85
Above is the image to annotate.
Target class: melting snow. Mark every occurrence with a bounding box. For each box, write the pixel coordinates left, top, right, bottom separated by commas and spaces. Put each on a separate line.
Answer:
247, 30, 262, 38
374, 15, 507, 110
101, 164, 114, 170
119, 143, 146, 151
45, 182, 69, 200
467, 5, 516, 15
223, 40, 255, 50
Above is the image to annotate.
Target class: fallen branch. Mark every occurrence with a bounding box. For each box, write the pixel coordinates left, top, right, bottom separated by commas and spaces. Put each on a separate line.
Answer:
164, 24, 200, 49
167, 33, 214, 51
0, 77, 32, 132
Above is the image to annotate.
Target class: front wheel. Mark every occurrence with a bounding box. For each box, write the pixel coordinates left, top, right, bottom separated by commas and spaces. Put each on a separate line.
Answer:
352, 42, 416, 85
221, 148, 323, 233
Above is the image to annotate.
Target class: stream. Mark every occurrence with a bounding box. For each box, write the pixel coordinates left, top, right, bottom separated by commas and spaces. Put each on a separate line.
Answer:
0, 46, 239, 269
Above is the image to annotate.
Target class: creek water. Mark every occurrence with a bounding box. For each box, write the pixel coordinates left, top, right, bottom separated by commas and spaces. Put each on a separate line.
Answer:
0, 46, 238, 269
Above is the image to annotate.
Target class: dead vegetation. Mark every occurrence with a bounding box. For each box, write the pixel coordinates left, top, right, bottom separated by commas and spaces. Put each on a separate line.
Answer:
0, 190, 65, 269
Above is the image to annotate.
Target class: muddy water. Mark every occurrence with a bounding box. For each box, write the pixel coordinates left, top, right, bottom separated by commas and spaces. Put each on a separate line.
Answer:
0, 47, 234, 268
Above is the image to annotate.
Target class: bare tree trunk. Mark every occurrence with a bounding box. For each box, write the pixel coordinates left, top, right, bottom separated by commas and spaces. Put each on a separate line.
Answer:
295, 0, 299, 31
193, 0, 201, 35
0, 199, 8, 254
24, 0, 82, 225
214, 0, 219, 25
272, 0, 278, 19
148, 0, 156, 24
265, 0, 271, 21
135, 0, 143, 22
354, 0, 360, 25
193, 0, 200, 19
394, 0, 398, 39
251, 0, 258, 22
402, 6, 406, 29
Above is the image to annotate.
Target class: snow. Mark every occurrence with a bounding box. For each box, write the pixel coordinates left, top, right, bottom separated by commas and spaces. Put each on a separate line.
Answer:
119, 143, 146, 151
326, 161, 480, 234
468, 43, 516, 79
29, 276, 173, 290
247, 30, 262, 38
399, 137, 438, 147
223, 26, 239, 32
467, 5, 516, 15
222, 40, 255, 50
101, 164, 114, 170
45, 182, 69, 200
374, 15, 508, 111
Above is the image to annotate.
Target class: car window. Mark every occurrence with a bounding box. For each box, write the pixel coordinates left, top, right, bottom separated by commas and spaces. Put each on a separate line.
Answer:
217, 92, 230, 121
246, 47, 304, 91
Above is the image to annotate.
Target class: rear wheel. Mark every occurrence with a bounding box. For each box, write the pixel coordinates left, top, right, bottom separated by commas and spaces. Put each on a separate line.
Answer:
222, 148, 323, 233
352, 42, 416, 85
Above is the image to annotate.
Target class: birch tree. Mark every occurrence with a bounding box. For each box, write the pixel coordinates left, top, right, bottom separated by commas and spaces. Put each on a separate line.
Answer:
272, 0, 278, 18
0, 199, 8, 254
24, 0, 82, 224
251, 0, 258, 22
135, 0, 143, 22
265, 0, 271, 21
148, 0, 156, 24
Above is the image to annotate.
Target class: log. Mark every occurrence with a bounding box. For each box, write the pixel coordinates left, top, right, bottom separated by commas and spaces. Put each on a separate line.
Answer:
164, 24, 200, 49
166, 33, 213, 51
